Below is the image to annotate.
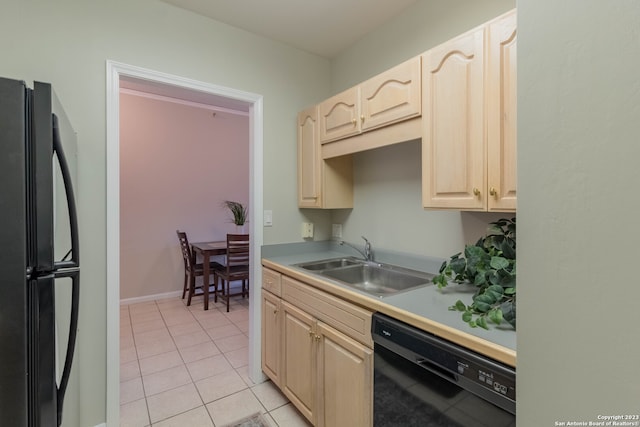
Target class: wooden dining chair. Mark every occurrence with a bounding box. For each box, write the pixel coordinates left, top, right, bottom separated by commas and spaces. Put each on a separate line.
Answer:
176, 230, 223, 306
213, 233, 250, 312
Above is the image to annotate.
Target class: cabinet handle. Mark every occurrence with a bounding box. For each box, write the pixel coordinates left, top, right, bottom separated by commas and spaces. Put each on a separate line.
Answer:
351, 118, 357, 125
490, 187, 498, 197
308, 330, 315, 339
315, 334, 321, 341
361, 115, 365, 123
473, 188, 481, 197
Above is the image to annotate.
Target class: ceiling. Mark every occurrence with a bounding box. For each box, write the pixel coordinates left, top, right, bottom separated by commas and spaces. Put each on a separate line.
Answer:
124, 0, 419, 112
158, 0, 419, 58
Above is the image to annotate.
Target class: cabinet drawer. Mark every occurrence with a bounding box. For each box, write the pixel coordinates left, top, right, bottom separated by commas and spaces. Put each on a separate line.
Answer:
282, 275, 373, 347
262, 268, 282, 296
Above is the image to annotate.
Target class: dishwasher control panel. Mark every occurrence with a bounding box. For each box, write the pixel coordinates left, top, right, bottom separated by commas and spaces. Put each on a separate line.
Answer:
455, 357, 516, 401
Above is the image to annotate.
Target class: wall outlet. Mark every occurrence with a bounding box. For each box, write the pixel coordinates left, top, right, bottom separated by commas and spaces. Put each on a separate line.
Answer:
332, 224, 343, 238
302, 222, 314, 238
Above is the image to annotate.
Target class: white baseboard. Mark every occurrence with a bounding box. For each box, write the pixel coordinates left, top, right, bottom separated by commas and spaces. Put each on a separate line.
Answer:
120, 290, 182, 305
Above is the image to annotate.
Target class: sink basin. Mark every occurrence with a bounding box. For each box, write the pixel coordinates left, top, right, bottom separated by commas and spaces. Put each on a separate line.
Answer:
294, 257, 363, 271
294, 257, 433, 297
321, 264, 434, 297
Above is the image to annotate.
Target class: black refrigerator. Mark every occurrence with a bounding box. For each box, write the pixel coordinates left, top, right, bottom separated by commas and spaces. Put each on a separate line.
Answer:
0, 77, 80, 427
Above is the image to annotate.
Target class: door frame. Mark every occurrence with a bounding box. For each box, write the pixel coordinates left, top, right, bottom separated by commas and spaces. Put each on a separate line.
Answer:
105, 60, 264, 425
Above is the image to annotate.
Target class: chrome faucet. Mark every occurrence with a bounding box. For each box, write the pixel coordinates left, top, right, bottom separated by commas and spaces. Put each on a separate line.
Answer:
339, 236, 373, 261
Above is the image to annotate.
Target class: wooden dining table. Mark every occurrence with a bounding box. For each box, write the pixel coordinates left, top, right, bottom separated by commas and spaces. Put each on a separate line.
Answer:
190, 240, 226, 310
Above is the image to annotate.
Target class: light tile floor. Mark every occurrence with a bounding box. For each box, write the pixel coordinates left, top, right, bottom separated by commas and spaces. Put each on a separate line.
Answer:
120, 293, 311, 427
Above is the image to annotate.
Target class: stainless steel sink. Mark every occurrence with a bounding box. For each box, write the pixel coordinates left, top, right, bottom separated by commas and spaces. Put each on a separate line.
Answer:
321, 264, 433, 297
294, 257, 363, 271
294, 258, 433, 297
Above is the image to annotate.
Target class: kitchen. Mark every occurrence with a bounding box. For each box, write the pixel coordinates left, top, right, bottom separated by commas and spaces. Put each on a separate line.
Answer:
1, 0, 639, 426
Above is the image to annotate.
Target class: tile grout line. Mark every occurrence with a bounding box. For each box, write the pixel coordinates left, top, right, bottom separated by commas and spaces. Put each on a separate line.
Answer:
122, 295, 300, 426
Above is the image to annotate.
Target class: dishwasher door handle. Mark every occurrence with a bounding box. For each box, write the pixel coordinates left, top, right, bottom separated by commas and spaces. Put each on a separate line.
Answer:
415, 358, 458, 383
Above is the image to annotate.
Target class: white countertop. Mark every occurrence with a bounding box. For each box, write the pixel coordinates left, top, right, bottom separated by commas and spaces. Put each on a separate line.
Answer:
261, 241, 516, 367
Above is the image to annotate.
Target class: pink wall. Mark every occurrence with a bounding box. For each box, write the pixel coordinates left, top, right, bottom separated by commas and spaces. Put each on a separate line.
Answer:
119, 92, 249, 300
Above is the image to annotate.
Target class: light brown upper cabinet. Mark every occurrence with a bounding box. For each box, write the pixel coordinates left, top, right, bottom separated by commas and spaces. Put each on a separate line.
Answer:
487, 9, 517, 211
422, 9, 517, 212
319, 56, 422, 144
297, 106, 353, 209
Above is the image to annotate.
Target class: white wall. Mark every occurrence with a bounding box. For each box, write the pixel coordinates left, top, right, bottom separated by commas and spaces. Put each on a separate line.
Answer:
1, 1, 330, 424
119, 92, 249, 300
518, 0, 640, 424
332, 141, 507, 259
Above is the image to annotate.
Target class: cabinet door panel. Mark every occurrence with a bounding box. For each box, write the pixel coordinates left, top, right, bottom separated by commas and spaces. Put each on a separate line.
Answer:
261, 291, 281, 385
281, 301, 315, 424
422, 27, 486, 210
298, 106, 321, 207
487, 10, 517, 212
316, 322, 373, 427
361, 56, 421, 132
319, 87, 360, 143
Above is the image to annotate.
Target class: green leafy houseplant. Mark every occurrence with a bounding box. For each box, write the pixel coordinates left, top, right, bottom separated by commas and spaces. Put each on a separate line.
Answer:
433, 218, 516, 330
223, 200, 248, 226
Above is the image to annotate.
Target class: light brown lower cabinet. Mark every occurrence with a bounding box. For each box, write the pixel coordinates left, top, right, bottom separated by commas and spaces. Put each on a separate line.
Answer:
261, 289, 281, 385
261, 268, 373, 427
315, 320, 373, 427
281, 300, 373, 427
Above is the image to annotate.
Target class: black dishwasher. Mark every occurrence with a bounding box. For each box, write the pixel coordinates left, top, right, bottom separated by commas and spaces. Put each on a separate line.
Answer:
371, 313, 515, 427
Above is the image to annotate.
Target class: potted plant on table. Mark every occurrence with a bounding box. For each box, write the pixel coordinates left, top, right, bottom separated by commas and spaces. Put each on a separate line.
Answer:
432, 218, 516, 330
223, 200, 248, 233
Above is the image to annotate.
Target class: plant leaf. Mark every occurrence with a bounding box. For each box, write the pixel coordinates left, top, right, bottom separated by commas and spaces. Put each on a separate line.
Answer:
489, 308, 503, 325
450, 257, 467, 275
487, 285, 504, 301
474, 301, 492, 312
477, 316, 489, 330
438, 261, 448, 274
475, 293, 496, 305
433, 274, 448, 289
501, 240, 516, 259
490, 256, 510, 270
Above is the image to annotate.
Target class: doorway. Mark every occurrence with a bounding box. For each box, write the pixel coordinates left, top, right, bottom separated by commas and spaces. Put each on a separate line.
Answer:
106, 61, 264, 425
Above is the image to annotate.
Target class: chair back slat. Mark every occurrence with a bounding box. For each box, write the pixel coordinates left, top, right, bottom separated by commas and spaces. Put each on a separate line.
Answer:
176, 230, 194, 270
226, 234, 249, 267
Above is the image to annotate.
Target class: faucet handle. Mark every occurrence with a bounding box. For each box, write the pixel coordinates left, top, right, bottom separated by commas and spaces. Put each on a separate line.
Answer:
361, 236, 372, 261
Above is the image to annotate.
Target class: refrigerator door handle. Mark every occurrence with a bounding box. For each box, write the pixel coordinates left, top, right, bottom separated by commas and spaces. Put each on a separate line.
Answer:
54, 268, 79, 427
52, 113, 79, 270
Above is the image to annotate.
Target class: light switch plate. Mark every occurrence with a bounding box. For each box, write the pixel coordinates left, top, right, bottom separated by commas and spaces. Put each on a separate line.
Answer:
263, 210, 273, 227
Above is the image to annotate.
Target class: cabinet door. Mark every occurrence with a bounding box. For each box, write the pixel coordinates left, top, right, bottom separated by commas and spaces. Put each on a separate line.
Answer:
316, 321, 373, 427
361, 56, 421, 132
487, 10, 517, 212
261, 290, 281, 385
422, 26, 486, 210
319, 87, 361, 143
297, 106, 322, 208
281, 301, 316, 424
